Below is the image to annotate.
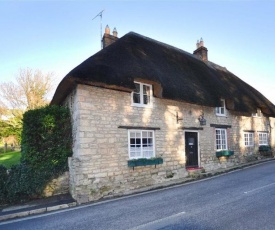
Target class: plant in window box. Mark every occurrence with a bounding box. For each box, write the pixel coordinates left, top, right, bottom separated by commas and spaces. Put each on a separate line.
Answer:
216, 150, 234, 158
128, 157, 163, 168
259, 145, 271, 152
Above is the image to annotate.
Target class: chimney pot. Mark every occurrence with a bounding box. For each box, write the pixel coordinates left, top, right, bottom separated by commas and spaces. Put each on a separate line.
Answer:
102, 25, 119, 48
196, 40, 200, 48
105, 25, 110, 35
193, 38, 208, 62
199, 37, 204, 47
113, 27, 118, 37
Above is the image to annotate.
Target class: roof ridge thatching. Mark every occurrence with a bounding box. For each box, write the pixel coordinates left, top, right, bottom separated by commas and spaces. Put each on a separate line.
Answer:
51, 31, 275, 117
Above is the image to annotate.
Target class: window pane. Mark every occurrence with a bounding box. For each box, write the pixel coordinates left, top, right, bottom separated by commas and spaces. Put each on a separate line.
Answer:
142, 131, 148, 138
142, 138, 148, 147
143, 151, 153, 158
143, 95, 149, 104
143, 85, 151, 94
130, 151, 136, 158
134, 83, 140, 93
148, 138, 153, 146
133, 93, 140, 103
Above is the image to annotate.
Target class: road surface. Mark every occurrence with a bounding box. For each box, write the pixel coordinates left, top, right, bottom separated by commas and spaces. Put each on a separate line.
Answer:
1, 161, 275, 230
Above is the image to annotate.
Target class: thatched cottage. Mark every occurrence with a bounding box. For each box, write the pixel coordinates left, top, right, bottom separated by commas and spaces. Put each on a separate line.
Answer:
51, 26, 275, 203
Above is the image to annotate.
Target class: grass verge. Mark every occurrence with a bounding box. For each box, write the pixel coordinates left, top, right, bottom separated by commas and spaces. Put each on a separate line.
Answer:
0, 151, 21, 168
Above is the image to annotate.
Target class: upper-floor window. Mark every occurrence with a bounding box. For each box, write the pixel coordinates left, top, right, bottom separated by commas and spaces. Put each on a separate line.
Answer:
131, 82, 152, 107
252, 108, 262, 118
215, 128, 227, 150
128, 130, 155, 159
244, 132, 254, 147
258, 132, 268, 146
215, 99, 226, 116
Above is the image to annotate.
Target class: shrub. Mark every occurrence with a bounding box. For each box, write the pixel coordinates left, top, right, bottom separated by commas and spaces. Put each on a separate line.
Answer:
5, 163, 61, 203
0, 165, 8, 204
21, 105, 72, 172
2, 105, 72, 204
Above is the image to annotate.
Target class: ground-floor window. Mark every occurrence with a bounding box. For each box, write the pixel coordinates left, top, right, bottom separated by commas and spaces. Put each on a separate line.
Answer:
215, 128, 227, 150
258, 132, 268, 145
244, 132, 254, 147
128, 130, 155, 159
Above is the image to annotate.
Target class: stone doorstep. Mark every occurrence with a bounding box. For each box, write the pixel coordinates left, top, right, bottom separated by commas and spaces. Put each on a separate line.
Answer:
186, 167, 205, 176
0, 202, 77, 222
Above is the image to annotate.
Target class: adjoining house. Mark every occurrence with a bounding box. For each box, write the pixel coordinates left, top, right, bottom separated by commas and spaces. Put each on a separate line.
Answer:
51, 26, 275, 203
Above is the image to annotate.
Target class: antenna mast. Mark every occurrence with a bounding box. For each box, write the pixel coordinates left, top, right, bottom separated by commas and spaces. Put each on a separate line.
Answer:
92, 10, 104, 49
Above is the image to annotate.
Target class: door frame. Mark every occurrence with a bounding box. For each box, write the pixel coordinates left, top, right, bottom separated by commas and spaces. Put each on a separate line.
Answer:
184, 130, 200, 167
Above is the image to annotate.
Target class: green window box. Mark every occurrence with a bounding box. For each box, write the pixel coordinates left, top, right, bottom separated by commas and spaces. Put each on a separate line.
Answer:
259, 145, 271, 152
216, 150, 234, 158
128, 157, 163, 168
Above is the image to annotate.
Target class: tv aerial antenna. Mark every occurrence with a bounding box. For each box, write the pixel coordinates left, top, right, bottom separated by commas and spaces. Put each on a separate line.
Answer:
92, 10, 104, 49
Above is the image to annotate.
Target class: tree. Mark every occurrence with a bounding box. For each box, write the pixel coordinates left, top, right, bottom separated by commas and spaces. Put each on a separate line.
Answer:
0, 116, 22, 145
0, 68, 54, 145
0, 68, 54, 112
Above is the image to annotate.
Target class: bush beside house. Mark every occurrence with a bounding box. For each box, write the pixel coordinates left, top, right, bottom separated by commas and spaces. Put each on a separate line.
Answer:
0, 105, 72, 204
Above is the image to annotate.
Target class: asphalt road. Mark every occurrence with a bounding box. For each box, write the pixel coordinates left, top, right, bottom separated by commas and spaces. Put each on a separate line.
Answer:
1, 161, 275, 230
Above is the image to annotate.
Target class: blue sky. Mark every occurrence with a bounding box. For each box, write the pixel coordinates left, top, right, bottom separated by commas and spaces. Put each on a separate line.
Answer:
1, 0, 275, 104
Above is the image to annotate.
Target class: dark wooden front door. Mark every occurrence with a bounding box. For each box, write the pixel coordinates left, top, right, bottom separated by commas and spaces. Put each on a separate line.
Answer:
185, 132, 198, 167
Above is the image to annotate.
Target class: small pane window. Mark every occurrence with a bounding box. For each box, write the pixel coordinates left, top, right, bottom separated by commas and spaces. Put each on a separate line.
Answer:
244, 132, 254, 147
128, 130, 155, 159
131, 82, 152, 107
216, 128, 227, 150
259, 132, 268, 146
216, 99, 226, 116
252, 109, 262, 118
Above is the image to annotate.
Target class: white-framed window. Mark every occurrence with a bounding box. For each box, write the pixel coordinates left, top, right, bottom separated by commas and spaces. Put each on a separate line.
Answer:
252, 108, 262, 118
215, 128, 227, 150
258, 132, 268, 146
215, 99, 226, 116
131, 82, 152, 107
244, 132, 254, 147
128, 130, 155, 159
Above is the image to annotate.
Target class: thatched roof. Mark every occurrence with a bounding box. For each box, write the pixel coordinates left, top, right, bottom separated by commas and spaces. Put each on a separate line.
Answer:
51, 32, 275, 117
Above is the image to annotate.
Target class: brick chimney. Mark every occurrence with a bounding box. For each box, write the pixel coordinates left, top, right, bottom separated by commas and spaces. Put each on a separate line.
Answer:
193, 38, 208, 61
102, 25, 119, 48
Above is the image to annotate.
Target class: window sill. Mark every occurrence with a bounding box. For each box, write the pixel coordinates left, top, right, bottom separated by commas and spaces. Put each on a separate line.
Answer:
216, 150, 234, 158
128, 157, 163, 169
216, 114, 226, 117
131, 103, 153, 108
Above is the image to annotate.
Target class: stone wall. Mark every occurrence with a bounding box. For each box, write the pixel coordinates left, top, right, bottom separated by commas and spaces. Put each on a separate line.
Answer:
66, 84, 273, 203
43, 172, 69, 197
270, 117, 275, 149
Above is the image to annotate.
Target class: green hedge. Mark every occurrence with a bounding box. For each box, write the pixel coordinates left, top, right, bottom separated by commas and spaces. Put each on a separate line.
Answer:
0, 165, 8, 203
21, 105, 72, 172
0, 105, 73, 204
